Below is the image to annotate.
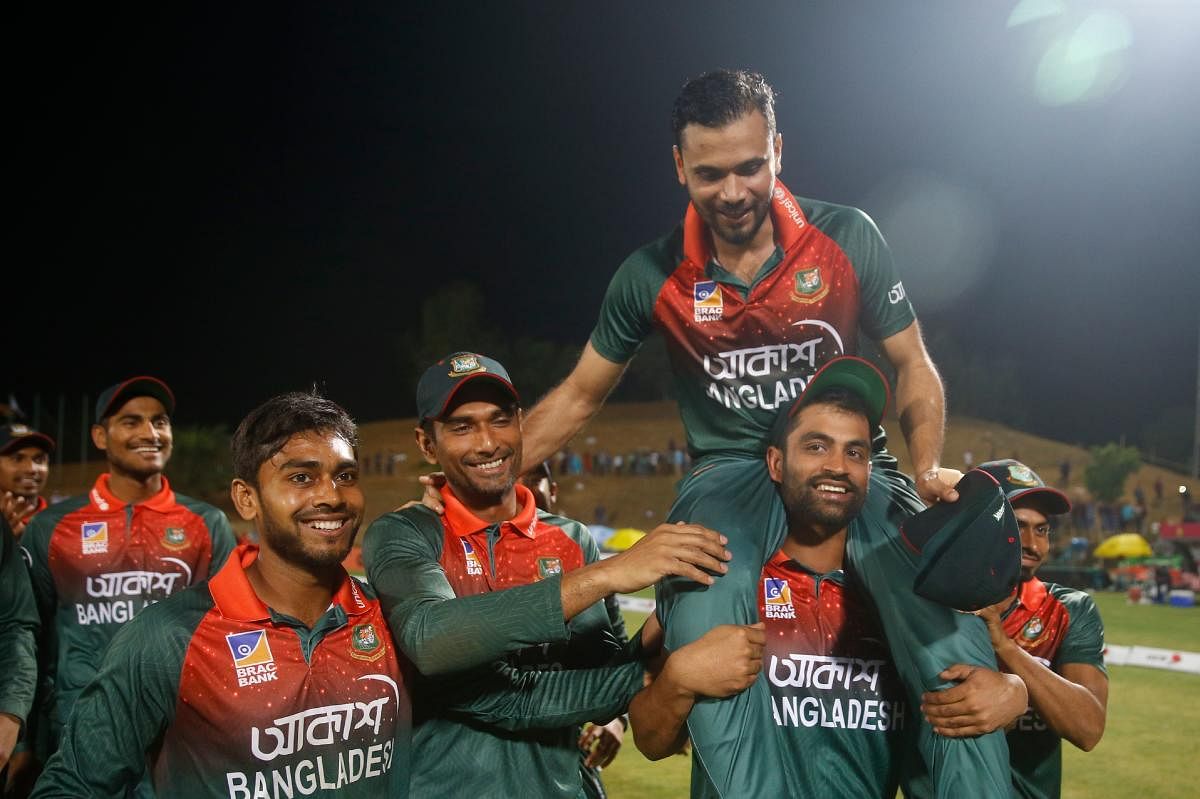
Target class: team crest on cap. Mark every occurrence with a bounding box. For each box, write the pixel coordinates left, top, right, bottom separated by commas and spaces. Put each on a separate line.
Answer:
162, 527, 188, 550
791, 267, 829, 304
763, 577, 796, 619
1007, 463, 1039, 487
8, 423, 31, 434
81, 522, 109, 554
350, 623, 385, 662
226, 629, 279, 686
1021, 617, 1045, 642
462, 539, 484, 576
693, 281, 723, 323
537, 557, 563, 580
448, 354, 485, 377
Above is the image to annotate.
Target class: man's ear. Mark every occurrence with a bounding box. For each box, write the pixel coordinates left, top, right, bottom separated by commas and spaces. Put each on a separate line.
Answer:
230, 479, 259, 522
766, 446, 784, 485
90, 423, 108, 452
414, 425, 439, 466
673, 146, 687, 186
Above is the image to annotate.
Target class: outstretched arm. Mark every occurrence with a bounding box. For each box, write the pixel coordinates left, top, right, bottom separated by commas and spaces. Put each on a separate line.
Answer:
878, 320, 948, 504
520, 343, 627, 469
364, 512, 729, 676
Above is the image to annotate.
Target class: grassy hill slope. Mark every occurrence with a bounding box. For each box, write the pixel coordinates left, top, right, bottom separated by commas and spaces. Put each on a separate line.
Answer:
43, 401, 1199, 543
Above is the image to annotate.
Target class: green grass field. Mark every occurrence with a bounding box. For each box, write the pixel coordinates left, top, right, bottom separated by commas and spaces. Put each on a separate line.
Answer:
603, 591, 1200, 798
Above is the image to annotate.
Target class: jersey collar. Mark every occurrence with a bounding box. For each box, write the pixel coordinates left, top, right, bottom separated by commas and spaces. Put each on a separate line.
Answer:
1014, 576, 1049, 610
89, 472, 176, 513
440, 483, 539, 539
681, 179, 809, 268
210, 543, 369, 622
768, 547, 846, 584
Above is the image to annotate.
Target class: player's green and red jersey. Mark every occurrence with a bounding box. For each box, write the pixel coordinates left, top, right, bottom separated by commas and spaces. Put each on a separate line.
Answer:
31, 543, 409, 798
589, 180, 915, 459
0, 514, 38, 727
695, 549, 906, 798
21, 473, 236, 737
395, 483, 635, 798
1000, 578, 1106, 799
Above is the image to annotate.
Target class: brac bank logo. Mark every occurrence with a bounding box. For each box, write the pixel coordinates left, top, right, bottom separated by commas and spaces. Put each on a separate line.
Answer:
227, 629, 279, 687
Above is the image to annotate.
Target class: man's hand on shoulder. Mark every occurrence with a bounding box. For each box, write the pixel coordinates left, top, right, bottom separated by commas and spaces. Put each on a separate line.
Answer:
920, 664, 1028, 737
596, 522, 731, 594
561, 522, 730, 620
404, 472, 447, 514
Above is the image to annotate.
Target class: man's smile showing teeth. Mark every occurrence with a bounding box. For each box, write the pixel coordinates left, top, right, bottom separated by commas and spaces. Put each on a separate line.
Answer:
305, 519, 350, 535
471, 458, 505, 470
817, 484, 848, 494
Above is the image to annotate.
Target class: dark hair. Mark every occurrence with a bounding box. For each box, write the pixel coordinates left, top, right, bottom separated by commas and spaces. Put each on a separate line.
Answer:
231, 391, 358, 486
771, 387, 871, 449
671, 69, 778, 148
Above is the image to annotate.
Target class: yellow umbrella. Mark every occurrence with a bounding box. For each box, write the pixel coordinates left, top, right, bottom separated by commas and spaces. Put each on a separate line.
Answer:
1093, 532, 1153, 559
604, 527, 646, 552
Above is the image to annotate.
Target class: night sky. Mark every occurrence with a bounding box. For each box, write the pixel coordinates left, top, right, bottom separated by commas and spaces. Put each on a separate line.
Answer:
11, 1, 1199, 455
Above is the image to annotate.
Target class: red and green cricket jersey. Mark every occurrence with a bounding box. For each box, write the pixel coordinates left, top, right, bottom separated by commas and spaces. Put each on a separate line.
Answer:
1000, 578, 1106, 799
21, 474, 236, 742
31, 544, 409, 798
363, 484, 644, 799
590, 180, 915, 458
759, 551, 906, 797
1, 514, 38, 727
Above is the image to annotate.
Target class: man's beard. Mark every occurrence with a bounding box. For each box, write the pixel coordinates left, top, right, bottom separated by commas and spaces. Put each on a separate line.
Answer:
698, 195, 771, 247
259, 513, 356, 572
782, 479, 867, 533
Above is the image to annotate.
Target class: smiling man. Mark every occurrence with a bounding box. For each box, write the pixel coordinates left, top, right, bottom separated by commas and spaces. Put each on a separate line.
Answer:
31, 391, 408, 797
0, 424, 55, 540
972, 460, 1108, 799
21, 376, 236, 765
629, 358, 1027, 798
364, 351, 746, 798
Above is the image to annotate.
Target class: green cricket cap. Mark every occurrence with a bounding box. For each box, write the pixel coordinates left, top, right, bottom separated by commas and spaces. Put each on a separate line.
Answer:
416, 352, 520, 422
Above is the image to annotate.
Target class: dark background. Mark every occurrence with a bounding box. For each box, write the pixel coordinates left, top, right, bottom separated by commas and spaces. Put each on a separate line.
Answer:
10, 1, 1199, 464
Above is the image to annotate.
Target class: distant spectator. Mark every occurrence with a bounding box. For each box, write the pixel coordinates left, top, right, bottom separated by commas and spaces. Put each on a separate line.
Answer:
1059, 459, 1071, 486
1154, 565, 1172, 604
611, 453, 623, 474
963, 450, 974, 470
1153, 477, 1163, 503
386, 449, 396, 476
672, 447, 684, 476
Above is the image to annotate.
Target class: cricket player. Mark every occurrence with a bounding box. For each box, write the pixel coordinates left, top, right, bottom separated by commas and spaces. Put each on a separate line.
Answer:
970, 460, 1108, 799
1, 513, 38, 778
416, 71, 1007, 796
364, 351, 752, 798
22, 376, 236, 770
630, 357, 1027, 797
0, 424, 55, 539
